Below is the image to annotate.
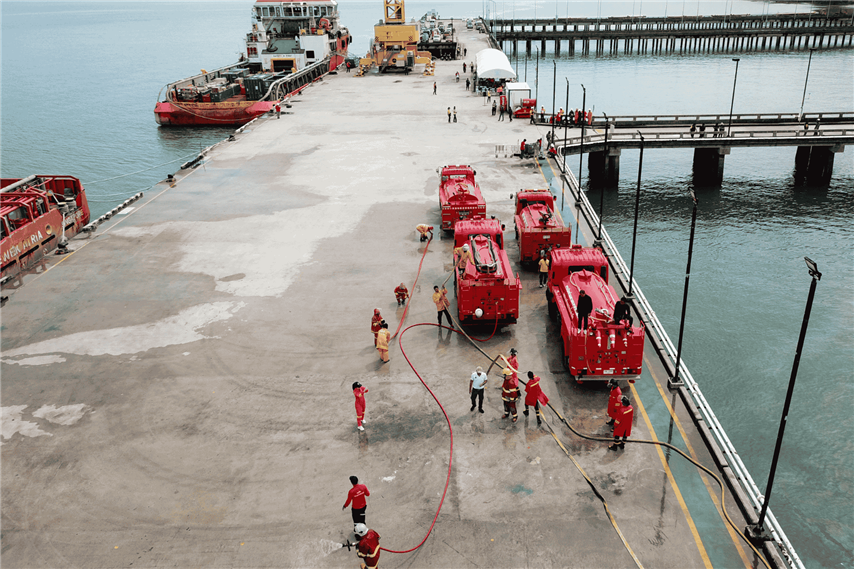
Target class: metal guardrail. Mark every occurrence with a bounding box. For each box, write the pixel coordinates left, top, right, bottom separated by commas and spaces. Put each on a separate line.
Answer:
608, 111, 854, 124
552, 155, 805, 569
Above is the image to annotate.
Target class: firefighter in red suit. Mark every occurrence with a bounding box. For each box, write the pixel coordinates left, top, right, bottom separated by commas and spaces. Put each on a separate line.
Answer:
353, 382, 368, 431
371, 309, 383, 346
394, 283, 408, 305
501, 368, 520, 422
609, 395, 634, 450
506, 348, 518, 383
354, 523, 381, 569
523, 371, 549, 425
606, 379, 622, 428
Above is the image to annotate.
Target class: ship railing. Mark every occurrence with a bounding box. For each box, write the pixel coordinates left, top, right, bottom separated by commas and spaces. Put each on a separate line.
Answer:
262, 58, 331, 102
553, 152, 805, 569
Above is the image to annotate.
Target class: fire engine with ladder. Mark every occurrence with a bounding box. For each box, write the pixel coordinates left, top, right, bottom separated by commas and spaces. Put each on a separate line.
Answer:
438, 165, 486, 232
512, 189, 572, 265
453, 218, 521, 325
545, 244, 644, 381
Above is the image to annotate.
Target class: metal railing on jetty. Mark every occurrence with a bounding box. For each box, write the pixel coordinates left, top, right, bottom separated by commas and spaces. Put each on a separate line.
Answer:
485, 13, 854, 56
553, 155, 805, 569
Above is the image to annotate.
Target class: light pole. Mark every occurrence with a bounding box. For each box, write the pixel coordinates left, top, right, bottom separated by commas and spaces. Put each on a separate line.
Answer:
727, 57, 740, 137
551, 61, 557, 141
627, 132, 644, 298
595, 112, 609, 247
671, 189, 698, 389
535, 47, 539, 104
746, 258, 822, 544
578, 84, 586, 192
799, 48, 815, 122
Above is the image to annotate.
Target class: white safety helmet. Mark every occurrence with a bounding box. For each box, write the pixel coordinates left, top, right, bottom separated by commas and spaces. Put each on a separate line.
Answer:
354, 523, 368, 537
462, 244, 469, 252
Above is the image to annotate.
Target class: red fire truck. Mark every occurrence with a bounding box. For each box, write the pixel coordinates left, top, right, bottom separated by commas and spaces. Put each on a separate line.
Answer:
454, 219, 521, 325
512, 189, 572, 265
438, 165, 485, 232
545, 244, 644, 381
1, 175, 90, 280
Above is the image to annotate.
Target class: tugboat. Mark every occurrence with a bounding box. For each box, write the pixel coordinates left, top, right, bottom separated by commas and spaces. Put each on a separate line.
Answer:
1, 175, 90, 280
154, 0, 351, 126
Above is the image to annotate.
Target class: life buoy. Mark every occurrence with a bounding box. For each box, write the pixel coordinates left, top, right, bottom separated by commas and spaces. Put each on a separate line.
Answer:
319, 18, 331, 31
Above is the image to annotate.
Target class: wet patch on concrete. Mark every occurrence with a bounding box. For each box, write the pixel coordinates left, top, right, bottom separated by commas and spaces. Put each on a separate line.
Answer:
509, 483, 533, 496
219, 273, 245, 282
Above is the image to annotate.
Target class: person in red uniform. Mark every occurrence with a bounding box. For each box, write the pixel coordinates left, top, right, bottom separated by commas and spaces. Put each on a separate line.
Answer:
371, 309, 383, 346
501, 368, 520, 422
394, 283, 408, 305
343, 475, 371, 528
506, 348, 518, 382
353, 382, 368, 431
610, 395, 634, 450
354, 523, 381, 569
523, 371, 549, 425
606, 379, 622, 428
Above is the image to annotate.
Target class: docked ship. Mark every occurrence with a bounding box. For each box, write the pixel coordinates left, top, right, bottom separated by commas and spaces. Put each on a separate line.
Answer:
1, 175, 90, 280
154, 0, 351, 126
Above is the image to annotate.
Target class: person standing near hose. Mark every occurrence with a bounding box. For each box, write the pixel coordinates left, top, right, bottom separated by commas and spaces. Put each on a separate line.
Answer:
454, 243, 473, 274
354, 523, 381, 569
343, 475, 370, 527
376, 322, 390, 363
606, 379, 622, 427
469, 366, 488, 413
523, 371, 549, 425
609, 395, 634, 450
501, 368, 520, 422
577, 290, 592, 331
506, 348, 518, 381
371, 309, 383, 346
433, 285, 453, 327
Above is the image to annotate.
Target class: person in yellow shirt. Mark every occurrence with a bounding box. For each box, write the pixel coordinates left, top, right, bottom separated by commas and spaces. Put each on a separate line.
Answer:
432, 285, 453, 327
416, 224, 434, 242
454, 243, 473, 273
376, 321, 390, 363
538, 252, 550, 288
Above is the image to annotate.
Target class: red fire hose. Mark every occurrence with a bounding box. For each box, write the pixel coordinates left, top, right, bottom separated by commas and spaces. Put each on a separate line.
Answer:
390, 237, 432, 341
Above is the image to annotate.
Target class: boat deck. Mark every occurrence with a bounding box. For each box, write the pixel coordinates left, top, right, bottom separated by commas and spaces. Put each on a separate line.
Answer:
1, 24, 771, 569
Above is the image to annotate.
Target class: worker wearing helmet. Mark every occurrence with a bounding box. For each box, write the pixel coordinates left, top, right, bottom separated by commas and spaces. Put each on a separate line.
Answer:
416, 224, 434, 242
610, 395, 634, 451
606, 379, 622, 428
376, 322, 390, 363
506, 348, 519, 384
454, 243, 473, 272
501, 368, 520, 423
371, 309, 383, 346
354, 524, 381, 569
394, 283, 409, 306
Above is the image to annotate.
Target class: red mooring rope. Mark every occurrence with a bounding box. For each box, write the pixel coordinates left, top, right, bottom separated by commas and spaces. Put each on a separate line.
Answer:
379, 322, 458, 553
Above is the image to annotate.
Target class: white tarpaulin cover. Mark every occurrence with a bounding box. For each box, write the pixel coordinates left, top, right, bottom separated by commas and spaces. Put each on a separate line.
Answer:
474, 49, 517, 80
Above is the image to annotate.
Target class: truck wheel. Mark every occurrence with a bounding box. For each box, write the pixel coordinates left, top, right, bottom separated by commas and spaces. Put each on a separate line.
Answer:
562, 343, 571, 372
547, 298, 557, 322
515, 226, 519, 240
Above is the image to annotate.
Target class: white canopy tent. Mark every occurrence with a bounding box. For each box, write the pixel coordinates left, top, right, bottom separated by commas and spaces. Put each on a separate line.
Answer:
474, 49, 516, 81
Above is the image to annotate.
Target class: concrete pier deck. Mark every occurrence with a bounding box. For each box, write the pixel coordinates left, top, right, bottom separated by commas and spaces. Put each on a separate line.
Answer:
2, 26, 768, 569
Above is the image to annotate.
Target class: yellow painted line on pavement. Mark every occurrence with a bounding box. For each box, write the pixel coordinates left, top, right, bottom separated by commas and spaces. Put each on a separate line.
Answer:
630, 382, 714, 569
643, 354, 754, 569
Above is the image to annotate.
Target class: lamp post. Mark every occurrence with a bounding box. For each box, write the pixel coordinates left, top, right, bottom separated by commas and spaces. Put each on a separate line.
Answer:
551, 60, 557, 141
746, 258, 822, 544
562, 77, 570, 209
671, 189, 697, 389
727, 57, 740, 137
627, 132, 644, 298
535, 47, 539, 104
799, 48, 815, 122
594, 111, 609, 247
578, 84, 586, 192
